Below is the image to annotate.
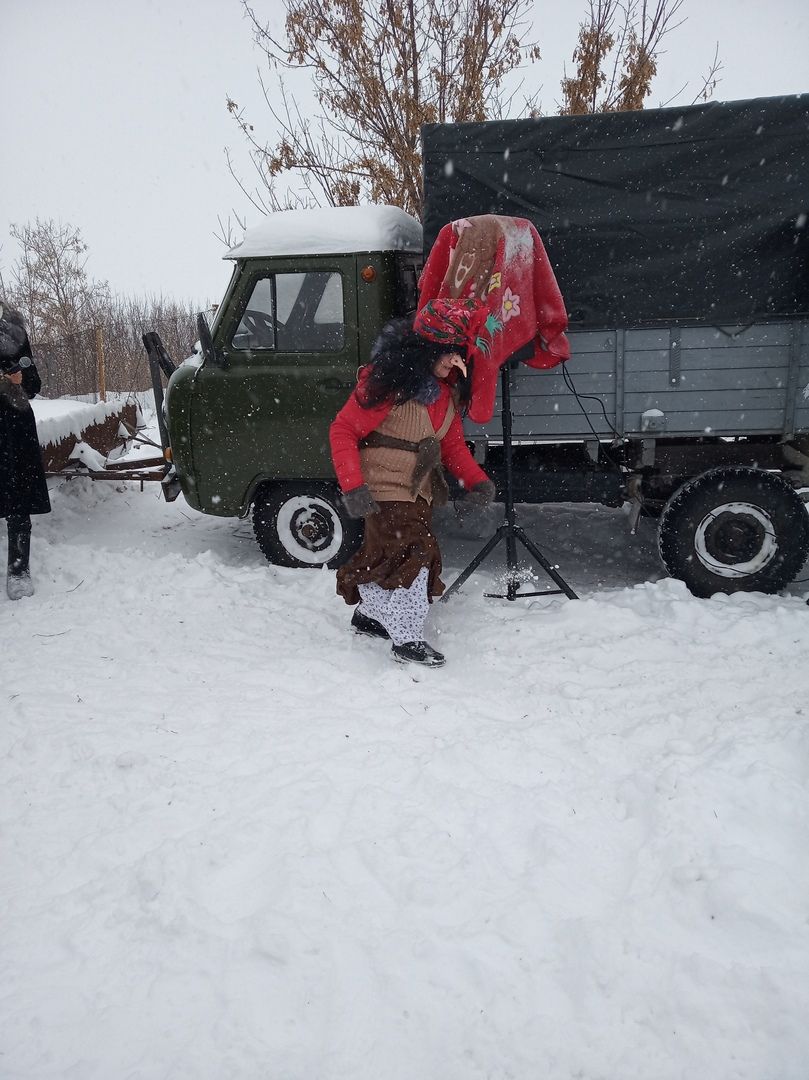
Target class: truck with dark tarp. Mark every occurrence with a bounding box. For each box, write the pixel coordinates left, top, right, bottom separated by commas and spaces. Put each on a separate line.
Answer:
145, 93, 809, 596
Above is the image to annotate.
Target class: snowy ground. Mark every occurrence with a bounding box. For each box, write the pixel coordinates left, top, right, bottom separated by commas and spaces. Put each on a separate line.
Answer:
2, 464, 809, 1078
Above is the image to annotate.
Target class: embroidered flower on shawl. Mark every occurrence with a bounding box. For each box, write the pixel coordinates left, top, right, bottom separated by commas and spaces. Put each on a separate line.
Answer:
501, 288, 521, 323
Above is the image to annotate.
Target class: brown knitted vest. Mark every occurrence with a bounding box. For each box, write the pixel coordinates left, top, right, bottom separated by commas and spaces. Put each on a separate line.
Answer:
361, 399, 454, 504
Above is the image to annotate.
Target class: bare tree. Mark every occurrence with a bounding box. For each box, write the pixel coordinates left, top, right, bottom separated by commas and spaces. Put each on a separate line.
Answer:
8, 220, 110, 397
559, 0, 721, 115
97, 294, 200, 394
4, 219, 199, 396
227, 0, 541, 219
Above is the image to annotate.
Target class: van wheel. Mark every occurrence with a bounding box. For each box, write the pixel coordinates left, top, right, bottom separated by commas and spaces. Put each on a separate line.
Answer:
253, 483, 363, 569
658, 466, 809, 597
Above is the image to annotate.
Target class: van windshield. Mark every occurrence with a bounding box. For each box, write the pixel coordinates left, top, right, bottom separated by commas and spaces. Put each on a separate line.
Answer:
233, 271, 345, 352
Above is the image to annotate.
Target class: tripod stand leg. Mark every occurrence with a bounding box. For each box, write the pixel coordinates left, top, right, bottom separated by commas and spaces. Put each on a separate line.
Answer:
440, 363, 578, 604
505, 522, 520, 601
440, 526, 507, 602
514, 526, 578, 599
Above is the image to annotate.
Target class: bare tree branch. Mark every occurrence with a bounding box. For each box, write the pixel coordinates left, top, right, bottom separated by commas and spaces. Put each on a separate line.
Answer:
228, 0, 541, 219
560, 0, 717, 115
4, 220, 203, 397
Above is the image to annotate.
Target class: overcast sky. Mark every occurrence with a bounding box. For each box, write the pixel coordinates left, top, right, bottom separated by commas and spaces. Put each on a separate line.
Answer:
2, 0, 808, 308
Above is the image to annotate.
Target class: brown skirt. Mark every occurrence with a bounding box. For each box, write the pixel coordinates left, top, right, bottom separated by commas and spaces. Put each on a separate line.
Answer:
336, 498, 445, 605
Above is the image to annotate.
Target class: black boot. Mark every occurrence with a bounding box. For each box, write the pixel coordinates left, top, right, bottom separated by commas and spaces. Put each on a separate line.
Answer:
7, 514, 33, 600
391, 640, 445, 667
351, 609, 390, 639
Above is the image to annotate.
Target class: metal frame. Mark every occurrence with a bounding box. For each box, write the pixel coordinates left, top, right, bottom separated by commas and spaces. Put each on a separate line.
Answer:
442, 364, 578, 603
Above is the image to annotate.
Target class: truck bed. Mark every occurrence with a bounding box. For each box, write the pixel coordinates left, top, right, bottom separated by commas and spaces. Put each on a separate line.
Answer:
465, 319, 809, 442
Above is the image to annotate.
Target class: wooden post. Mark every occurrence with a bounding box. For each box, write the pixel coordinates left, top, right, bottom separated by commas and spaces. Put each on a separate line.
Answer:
94, 325, 106, 402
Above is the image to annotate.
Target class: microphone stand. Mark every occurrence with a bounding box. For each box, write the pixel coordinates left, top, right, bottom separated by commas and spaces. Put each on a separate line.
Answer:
441, 362, 578, 602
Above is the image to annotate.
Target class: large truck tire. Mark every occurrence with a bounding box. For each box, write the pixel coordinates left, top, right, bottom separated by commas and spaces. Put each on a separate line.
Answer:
253, 482, 363, 569
658, 466, 809, 597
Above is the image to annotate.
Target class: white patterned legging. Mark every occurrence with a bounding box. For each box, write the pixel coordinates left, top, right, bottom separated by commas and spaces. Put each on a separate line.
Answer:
356, 566, 430, 646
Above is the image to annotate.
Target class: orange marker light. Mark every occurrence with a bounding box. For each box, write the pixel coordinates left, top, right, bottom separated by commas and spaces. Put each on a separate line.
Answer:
360, 265, 377, 282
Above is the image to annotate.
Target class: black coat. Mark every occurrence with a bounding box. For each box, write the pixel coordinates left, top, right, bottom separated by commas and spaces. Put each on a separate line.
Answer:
0, 326, 51, 518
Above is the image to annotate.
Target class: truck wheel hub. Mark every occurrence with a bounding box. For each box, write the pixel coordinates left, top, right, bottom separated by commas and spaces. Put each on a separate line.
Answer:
291, 505, 333, 549
275, 494, 345, 565
694, 501, 777, 578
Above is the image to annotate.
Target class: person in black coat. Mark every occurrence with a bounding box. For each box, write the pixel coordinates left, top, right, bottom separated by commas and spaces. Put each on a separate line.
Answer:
0, 301, 50, 600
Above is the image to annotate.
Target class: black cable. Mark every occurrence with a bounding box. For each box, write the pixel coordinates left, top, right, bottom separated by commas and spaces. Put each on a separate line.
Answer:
560, 362, 624, 471
561, 363, 623, 442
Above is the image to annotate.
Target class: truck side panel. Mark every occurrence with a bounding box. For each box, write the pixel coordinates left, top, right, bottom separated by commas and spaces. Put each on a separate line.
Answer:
465, 320, 808, 442
795, 321, 809, 435
465, 331, 618, 442
623, 324, 791, 437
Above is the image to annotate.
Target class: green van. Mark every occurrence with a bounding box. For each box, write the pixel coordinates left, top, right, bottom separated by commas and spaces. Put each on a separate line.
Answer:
149, 206, 424, 568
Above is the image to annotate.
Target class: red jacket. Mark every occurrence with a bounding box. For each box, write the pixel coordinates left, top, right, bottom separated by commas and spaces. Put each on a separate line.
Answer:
330, 369, 489, 495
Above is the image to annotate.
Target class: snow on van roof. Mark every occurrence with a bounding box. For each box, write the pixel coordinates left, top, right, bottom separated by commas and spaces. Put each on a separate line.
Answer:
225, 205, 423, 259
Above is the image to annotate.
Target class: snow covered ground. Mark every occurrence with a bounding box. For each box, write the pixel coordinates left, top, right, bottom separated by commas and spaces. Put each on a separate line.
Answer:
2, 465, 809, 1078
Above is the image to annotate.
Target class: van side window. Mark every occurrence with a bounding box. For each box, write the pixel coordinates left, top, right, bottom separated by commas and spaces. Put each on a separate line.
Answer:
232, 271, 345, 352
394, 255, 423, 316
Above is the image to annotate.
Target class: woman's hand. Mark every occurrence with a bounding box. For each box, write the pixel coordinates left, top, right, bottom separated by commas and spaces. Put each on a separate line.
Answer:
341, 484, 381, 519
3, 371, 23, 385
455, 479, 496, 514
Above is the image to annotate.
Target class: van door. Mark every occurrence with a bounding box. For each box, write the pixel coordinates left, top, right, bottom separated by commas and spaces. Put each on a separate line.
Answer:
191, 257, 358, 515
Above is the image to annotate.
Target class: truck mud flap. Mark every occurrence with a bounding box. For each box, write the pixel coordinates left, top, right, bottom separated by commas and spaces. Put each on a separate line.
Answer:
161, 469, 182, 502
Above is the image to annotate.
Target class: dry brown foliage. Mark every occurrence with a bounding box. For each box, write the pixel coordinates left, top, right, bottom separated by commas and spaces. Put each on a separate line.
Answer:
560, 0, 720, 115
227, 0, 540, 219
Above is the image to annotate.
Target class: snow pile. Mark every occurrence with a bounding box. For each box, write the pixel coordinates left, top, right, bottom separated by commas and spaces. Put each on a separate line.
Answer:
226, 205, 423, 259
31, 398, 130, 448
68, 440, 108, 471
1, 465, 809, 1078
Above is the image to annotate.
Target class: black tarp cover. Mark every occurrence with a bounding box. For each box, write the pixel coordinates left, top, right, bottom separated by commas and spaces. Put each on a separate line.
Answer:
422, 95, 809, 328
